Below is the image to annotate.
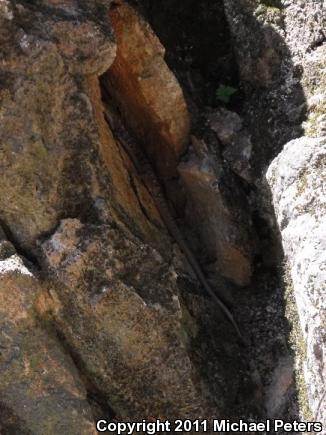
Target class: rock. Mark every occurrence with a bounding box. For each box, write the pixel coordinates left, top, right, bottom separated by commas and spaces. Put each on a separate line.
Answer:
41, 218, 217, 419
224, 0, 325, 174
266, 136, 326, 427
0, 237, 96, 434
277, 0, 326, 138
178, 140, 255, 286
225, 0, 325, 422
223, 0, 285, 88
102, 1, 190, 180
86, 74, 173, 257
222, 134, 252, 183
265, 356, 295, 418
208, 109, 253, 182
0, 0, 116, 251
0, 0, 242, 424
223, 0, 307, 174
208, 109, 243, 146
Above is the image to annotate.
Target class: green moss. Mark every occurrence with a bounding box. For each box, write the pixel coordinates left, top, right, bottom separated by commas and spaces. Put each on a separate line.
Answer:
216, 84, 238, 103
283, 266, 313, 420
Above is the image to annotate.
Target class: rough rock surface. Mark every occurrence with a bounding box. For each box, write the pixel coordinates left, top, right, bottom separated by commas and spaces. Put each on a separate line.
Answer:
0, 0, 244, 427
86, 74, 172, 254
1, 0, 324, 430
207, 108, 253, 183
223, 0, 325, 422
41, 218, 223, 420
103, 1, 190, 180
223, 0, 307, 173
267, 137, 326, 427
0, 0, 116, 251
283, 0, 326, 139
224, 0, 325, 172
0, 236, 96, 434
179, 137, 255, 287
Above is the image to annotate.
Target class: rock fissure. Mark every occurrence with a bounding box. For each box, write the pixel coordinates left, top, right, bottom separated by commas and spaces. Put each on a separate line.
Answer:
0, 0, 324, 431
100, 82, 244, 342
0, 218, 41, 271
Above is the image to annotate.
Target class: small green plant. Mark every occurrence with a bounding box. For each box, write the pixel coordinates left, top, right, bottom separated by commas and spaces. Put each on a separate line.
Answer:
216, 84, 237, 104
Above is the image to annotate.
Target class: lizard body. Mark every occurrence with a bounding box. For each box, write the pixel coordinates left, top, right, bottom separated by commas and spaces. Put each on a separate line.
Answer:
102, 97, 244, 344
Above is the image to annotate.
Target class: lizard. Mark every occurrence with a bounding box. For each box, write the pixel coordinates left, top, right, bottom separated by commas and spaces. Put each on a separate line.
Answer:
101, 85, 245, 345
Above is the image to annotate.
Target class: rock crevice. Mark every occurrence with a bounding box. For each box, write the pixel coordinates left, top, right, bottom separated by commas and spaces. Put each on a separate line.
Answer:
0, 0, 324, 431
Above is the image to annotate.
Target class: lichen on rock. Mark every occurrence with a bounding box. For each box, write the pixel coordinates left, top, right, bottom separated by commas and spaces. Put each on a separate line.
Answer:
0, 0, 325, 430
41, 218, 218, 420
102, 1, 190, 181
0, 236, 96, 434
267, 136, 326, 427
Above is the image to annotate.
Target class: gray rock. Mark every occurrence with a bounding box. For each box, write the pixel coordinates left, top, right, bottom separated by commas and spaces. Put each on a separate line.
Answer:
208, 108, 243, 145
223, 0, 325, 175
266, 136, 326, 427
207, 109, 253, 182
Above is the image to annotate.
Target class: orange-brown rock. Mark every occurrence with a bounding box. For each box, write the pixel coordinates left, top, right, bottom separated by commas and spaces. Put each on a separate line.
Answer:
86, 75, 172, 255
0, 241, 96, 434
0, 0, 243, 426
178, 142, 254, 287
41, 218, 218, 420
103, 1, 190, 180
0, 0, 116, 252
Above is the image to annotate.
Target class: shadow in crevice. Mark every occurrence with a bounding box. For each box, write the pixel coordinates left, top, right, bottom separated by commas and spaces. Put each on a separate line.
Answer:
127, 0, 308, 425
218, 0, 308, 425
128, 0, 239, 109
223, 0, 307, 173
223, 0, 308, 425
0, 218, 41, 272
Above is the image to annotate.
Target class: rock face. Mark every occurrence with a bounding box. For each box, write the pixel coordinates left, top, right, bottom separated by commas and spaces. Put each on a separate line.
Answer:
283, 0, 326, 139
101, 1, 255, 287
208, 109, 253, 183
179, 137, 255, 287
0, 0, 243, 429
224, 0, 325, 422
223, 0, 307, 173
0, 0, 323, 430
41, 218, 220, 420
0, 236, 96, 434
103, 1, 190, 180
267, 137, 326, 427
0, 0, 116, 251
223, 0, 325, 172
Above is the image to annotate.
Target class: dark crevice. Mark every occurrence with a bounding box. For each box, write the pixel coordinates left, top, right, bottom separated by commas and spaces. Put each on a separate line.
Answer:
128, 0, 239, 109
0, 218, 41, 272
122, 0, 308, 424
128, 173, 163, 230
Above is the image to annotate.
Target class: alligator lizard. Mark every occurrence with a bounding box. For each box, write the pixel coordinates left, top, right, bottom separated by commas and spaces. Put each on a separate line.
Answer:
101, 91, 244, 344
